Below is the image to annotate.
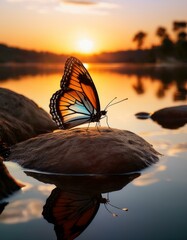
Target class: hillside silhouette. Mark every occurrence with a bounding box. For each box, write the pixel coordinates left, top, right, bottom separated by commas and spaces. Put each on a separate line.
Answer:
0, 43, 156, 64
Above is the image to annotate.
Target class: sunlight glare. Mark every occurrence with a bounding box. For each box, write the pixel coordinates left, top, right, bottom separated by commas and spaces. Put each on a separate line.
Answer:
77, 39, 94, 53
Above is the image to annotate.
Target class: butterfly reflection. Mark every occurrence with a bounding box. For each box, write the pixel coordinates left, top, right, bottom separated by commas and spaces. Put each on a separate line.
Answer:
25, 172, 140, 240
43, 188, 103, 240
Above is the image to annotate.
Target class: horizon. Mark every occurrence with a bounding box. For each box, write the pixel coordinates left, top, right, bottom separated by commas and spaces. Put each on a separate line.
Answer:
0, 0, 187, 54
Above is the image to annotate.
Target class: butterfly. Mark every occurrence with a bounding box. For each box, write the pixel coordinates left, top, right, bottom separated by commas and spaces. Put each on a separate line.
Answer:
50, 57, 126, 129
50, 57, 107, 129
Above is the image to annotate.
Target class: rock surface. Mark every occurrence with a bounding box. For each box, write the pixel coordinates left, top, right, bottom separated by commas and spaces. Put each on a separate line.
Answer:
7, 127, 160, 174
151, 105, 187, 129
0, 88, 56, 145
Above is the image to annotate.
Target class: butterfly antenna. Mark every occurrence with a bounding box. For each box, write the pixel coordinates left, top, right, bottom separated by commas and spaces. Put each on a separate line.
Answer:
104, 203, 118, 217
107, 202, 128, 212
104, 97, 117, 110
104, 98, 128, 111
104, 193, 128, 217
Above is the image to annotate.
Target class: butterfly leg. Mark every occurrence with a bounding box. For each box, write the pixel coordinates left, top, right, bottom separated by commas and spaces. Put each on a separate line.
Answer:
86, 122, 91, 131
95, 122, 101, 132
106, 115, 110, 128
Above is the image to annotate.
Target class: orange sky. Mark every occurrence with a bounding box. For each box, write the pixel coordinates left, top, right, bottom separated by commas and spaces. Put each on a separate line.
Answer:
0, 0, 187, 54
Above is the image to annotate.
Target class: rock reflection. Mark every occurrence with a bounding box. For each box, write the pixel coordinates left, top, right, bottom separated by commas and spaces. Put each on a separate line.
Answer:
26, 172, 140, 240
0, 157, 23, 200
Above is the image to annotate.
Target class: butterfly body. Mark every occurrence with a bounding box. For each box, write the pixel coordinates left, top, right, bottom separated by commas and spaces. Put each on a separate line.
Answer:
50, 57, 106, 129
90, 110, 107, 123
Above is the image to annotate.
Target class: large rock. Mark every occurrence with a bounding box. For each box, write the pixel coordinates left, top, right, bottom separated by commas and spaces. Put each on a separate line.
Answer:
151, 105, 187, 129
7, 128, 160, 174
0, 88, 56, 145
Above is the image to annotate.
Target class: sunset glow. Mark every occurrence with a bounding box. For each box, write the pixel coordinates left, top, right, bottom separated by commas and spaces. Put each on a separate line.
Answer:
0, 0, 187, 54
77, 39, 94, 53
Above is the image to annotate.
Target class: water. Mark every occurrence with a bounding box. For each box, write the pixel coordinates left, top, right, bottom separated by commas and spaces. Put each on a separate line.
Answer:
0, 63, 187, 240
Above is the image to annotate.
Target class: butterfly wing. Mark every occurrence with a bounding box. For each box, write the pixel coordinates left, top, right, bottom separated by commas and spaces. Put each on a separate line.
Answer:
50, 57, 101, 129
43, 188, 101, 240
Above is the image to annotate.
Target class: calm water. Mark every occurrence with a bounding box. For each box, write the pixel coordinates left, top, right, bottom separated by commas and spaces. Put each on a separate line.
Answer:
0, 63, 187, 240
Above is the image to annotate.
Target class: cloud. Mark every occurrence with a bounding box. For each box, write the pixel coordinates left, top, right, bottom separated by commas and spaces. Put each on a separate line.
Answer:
6, 0, 119, 15
56, 1, 118, 15
63, 0, 97, 5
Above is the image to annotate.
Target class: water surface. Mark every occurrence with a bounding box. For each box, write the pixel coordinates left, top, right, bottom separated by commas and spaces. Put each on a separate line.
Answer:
0, 63, 186, 240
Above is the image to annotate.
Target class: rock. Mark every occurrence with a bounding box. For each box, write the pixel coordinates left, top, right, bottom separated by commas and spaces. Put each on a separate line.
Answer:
151, 105, 187, 129
0, 88, 56, 145
7, 128, 160, 174
135, 112, 150, 119
0, 112, 36, 146
135, 105, 187, 129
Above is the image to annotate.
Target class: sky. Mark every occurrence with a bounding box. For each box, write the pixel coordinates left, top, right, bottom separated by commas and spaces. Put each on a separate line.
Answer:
0, 0, 187, 54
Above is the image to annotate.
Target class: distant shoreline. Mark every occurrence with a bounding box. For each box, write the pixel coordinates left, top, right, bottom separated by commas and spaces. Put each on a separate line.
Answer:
1, 43, 187, 65
0, 61, 187, 68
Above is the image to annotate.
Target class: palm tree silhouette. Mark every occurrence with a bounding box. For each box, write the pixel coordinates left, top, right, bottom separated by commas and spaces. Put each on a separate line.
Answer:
133, 31, 147, 49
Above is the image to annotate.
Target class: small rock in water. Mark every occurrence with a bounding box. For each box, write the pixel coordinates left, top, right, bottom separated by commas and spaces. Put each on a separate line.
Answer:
135, 112, 151, 119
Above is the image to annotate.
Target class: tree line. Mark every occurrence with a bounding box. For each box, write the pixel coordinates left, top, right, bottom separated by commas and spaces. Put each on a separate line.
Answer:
133, 21, 187, 62
0, 21, 186, 64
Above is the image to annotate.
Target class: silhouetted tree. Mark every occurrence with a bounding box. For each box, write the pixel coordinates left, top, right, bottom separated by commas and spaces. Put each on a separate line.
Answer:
177, 31, 187, 41
173, 21, 187, 61
155, 27, 174, 59
161, 36, 174, 56
173, 21, 187, 32
133, 31, 147, 49
156, 27, 167, 40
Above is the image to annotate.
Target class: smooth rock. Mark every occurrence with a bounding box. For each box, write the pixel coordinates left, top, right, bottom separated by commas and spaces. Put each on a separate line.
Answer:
0, 88, 56, 145
151, 105, 187, 129
0, 112, 36, 145
7, 128, 160, 174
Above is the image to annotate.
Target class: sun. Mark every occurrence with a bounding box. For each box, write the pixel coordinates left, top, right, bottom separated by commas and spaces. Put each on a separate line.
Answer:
77, 39, 94, 54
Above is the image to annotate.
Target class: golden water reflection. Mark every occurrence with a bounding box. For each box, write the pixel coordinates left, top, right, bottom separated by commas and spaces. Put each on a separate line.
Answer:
0, 64, 186, 115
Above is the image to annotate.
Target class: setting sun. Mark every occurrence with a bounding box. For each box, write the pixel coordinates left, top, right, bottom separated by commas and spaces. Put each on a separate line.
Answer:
77, 39, 94, 54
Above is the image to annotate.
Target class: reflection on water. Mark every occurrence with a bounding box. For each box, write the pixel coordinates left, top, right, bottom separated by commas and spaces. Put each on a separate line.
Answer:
0, 161, 139, 239
0, 64, 64, 82
39, 174, 139, 239
133, 164, 167, 187
0, 199, 43, 224
0, 63, 186, 102
0, 63, 187, 240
